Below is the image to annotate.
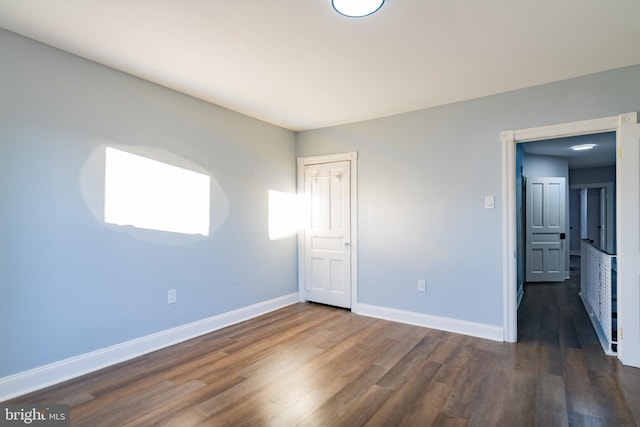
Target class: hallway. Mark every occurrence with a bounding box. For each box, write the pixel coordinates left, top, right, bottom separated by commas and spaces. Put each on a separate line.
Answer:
518, 256, 640, 425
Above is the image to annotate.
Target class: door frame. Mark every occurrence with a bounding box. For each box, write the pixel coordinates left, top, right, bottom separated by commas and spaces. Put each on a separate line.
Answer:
501, 112, 636, 343
297, 152, 358, 309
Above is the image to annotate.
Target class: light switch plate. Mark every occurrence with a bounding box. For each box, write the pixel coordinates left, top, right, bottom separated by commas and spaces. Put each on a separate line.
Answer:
484, 196, 495, 209
168, 289, 177, 304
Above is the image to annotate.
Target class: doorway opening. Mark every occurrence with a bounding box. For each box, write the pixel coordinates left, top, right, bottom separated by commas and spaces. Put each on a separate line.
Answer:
516, 133, 617, 352
503, 112, 640, 367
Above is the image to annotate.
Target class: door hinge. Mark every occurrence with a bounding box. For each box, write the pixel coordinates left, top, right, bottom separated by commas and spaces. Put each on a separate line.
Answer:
618, 146, 622, 159
620, 327, 623, 340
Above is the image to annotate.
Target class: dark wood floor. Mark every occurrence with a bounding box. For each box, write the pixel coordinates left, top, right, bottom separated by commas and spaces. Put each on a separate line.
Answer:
7, 262, 640, 426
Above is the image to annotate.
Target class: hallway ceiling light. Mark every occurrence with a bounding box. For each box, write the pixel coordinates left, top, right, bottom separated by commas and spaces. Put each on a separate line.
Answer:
332, 0, 385, 17
570, 144, 596, 151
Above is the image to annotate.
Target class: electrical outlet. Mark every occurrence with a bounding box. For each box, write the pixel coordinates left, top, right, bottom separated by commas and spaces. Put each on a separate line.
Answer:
167, 289, 177, 304
418, 280, 426, 292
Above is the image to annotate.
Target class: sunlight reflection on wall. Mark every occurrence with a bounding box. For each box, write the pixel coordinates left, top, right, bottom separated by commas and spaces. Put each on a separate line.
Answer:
104, 147, 210, 236
268, 190, 303, 240
80, 144, 229, 245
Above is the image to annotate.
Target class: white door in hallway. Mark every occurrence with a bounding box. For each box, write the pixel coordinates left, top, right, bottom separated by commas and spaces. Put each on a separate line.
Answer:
526, 177, 566, 282
303, 160, 352, 308
617, 118, 640, 368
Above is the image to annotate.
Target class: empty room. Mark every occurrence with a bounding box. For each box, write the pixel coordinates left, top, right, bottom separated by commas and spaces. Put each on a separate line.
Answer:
1, 1, 640, 425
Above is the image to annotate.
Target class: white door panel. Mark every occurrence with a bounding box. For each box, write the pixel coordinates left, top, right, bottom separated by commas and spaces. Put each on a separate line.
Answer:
617, 120, 640, 368
303, 161, 351, 308
526, 177, 566, 282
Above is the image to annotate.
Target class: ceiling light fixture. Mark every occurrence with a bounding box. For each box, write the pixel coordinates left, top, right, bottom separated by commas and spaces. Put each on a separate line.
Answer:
570, 144, 596, 151
332, 0, 385, 17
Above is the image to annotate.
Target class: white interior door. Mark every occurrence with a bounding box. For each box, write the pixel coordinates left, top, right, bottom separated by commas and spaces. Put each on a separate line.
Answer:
617, 119, 640, 368
526, 177, 566, 282
303, 160, 352, 308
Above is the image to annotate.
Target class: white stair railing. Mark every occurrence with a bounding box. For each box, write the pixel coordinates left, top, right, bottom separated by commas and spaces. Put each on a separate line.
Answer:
580, 240, 616, 355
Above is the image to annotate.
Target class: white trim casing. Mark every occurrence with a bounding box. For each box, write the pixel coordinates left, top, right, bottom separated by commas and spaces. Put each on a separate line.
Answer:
616, 113, 640, 367
511, 115, 620, 142
297, 152, 358, 308
0, 293, 298, 402
501, 130, 517, 342
354, 303, 504, 342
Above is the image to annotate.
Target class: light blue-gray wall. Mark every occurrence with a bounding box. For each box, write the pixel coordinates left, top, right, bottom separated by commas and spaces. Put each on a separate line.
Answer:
0, 30, 297, 377
570, 166, 616, 185
522, 153, 569, 178
297, 64, 640, 327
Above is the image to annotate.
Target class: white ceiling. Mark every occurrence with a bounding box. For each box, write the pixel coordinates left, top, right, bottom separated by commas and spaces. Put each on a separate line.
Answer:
1, 0, 639, 131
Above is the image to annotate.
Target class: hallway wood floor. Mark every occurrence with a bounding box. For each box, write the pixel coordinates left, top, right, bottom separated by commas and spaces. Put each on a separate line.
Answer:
7, 265, 640, 426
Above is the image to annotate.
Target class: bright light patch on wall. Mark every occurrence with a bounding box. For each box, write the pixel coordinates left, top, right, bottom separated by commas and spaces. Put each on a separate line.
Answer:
104, 147, 210, 236
268, 190, 302, 240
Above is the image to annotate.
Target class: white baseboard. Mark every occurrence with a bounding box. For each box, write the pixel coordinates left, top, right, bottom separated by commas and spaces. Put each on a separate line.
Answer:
353, 303, 504, 342
0, 293, 298, 402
